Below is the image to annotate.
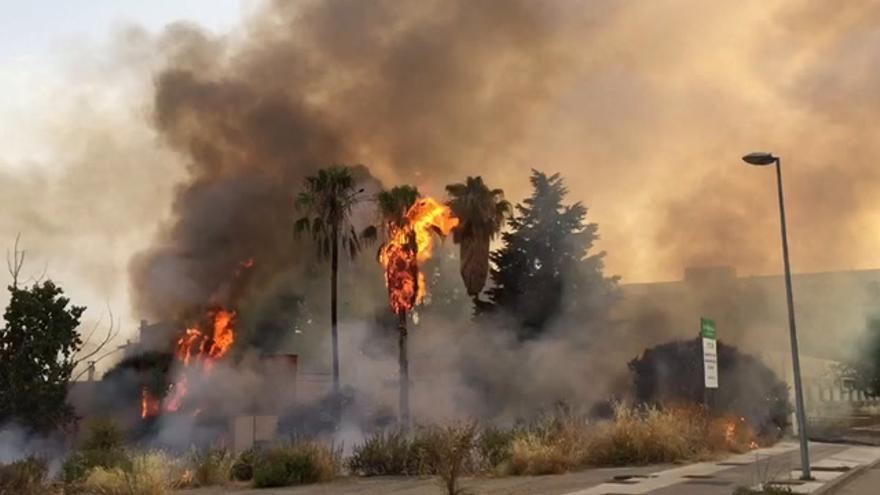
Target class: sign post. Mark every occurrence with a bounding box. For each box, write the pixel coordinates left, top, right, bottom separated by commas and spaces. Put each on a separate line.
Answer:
701, 318, 718, 409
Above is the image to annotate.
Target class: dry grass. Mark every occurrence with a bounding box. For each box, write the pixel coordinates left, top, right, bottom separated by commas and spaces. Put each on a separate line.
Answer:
497, 403, 759, 475
506, 414, 591, 475
585, 404, 709, 465
0, 456, 51, 495
185, 447, 233, 487
80, 451, 184, 495
508, 433, 577, 475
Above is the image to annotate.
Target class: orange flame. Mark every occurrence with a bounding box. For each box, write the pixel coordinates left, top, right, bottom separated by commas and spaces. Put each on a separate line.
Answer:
141, 387, 160, 419
724, 422, 736, 445
721, 416, 760, 451
378, 198, 459, 313
140, 259, 252, 420
162, 308, 237, 414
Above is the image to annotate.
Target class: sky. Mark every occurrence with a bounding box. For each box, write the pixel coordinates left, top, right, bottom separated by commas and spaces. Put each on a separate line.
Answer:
0, 1, 248, 353
0, 1, 246, 166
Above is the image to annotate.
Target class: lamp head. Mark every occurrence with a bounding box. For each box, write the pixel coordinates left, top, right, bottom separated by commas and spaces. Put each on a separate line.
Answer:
742, 152, 778, 166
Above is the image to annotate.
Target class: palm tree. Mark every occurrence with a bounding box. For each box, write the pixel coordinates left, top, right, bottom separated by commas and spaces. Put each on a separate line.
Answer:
375, 185, 420, 428
294, 166, 367, 395
377, 185, 420, 231
445, 176, 511, 298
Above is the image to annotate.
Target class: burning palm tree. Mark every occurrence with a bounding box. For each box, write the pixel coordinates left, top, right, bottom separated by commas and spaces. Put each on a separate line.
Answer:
445, 176, 511, 298
377, 186, 458, 427
294, 166, 368, 395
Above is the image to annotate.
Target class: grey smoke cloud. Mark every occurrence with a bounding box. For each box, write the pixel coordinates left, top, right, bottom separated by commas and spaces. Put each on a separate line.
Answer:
0, 0, 878, 370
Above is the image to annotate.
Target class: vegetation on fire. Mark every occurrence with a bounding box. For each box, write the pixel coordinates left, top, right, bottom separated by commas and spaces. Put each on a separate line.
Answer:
0, 168, 799, 495
347, 403, 768, 482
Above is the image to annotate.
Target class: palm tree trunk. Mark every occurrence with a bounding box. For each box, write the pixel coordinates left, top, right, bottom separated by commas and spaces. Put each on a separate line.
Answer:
397, 307, 410, 429
331, 222, 340, 395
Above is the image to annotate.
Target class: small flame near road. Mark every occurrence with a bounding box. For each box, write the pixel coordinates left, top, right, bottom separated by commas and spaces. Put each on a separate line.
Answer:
722, 416, 760, 451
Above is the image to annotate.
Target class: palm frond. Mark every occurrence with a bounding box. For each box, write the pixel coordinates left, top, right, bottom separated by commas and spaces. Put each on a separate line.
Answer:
361, 225, 378, 243
293, 217, 311, 236
293, 165, 368, 262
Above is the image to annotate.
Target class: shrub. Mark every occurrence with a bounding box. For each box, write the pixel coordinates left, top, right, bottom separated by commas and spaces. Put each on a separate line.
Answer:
81, 419, 126, 451
478, 426, 517, 471
187, 447, 232, 487
420, 422, 480, 495
63, 419, 130, 484
349, 429, 424, 476
252, 441, 340, 488
629, 338, 791, 438
80, 451, 182, 495
230, 448, 256, 481
0, 456, 49, 495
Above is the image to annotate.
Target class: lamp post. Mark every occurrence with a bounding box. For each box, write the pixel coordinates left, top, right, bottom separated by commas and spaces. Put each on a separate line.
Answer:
741, 151, 811, 480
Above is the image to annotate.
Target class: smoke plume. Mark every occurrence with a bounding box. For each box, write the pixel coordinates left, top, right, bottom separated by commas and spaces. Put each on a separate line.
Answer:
1, 0, 879, 417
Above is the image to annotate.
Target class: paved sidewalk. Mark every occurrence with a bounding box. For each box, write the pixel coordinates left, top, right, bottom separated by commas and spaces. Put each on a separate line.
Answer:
563, 442, 880, 495
188, 441, 880, 495
189, 464, 671, 495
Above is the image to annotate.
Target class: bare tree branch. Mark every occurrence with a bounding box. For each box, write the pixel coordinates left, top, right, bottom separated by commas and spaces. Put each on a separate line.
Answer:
24, 261, 49, 286
6, 233, 25, 288
72, 304, 121, 380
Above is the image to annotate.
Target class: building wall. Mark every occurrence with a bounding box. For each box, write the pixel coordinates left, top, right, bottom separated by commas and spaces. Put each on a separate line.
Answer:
617, 266, 880, 362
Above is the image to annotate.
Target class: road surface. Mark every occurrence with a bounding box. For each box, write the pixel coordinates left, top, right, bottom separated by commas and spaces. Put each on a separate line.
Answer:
834, 463, 880, 495
185, 441, 880, 495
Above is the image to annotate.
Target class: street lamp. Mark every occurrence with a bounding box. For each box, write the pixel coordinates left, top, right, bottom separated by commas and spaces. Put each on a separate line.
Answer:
742, 151, 811, 480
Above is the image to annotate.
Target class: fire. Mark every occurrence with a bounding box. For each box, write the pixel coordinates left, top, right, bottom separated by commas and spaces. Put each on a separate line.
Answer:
378, 197, 459, 313
139, 258, 253, 420
141, 387, 160, 419
163, 308, 237, 413
721, 416, 760, 451
724, 422, 736, 445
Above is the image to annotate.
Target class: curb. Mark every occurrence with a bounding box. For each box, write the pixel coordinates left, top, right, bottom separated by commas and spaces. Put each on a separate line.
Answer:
812, 454, 880, 495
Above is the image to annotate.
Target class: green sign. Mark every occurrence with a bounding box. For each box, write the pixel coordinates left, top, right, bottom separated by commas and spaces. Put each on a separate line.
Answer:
701, 318, 716, 340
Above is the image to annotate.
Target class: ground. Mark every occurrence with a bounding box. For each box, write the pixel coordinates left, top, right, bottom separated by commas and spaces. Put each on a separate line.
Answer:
836, 463, 880, 495
183, 441, 880, 495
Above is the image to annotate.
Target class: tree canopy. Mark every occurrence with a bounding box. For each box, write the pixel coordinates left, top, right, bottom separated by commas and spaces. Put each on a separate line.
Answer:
0, 280, 85, 433
294, 165, 369, 260
479, 170, 618, 339
629, 337, 791, 437
446, 176, 510, 298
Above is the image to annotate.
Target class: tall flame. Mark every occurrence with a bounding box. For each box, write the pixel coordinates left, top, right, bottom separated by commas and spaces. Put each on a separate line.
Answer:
378, 197, 459, 313
140, 258, 252, 420
164, 308, 237, 413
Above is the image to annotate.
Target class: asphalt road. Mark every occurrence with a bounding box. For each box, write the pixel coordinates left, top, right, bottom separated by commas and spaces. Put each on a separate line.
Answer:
835, 463, 880, 495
